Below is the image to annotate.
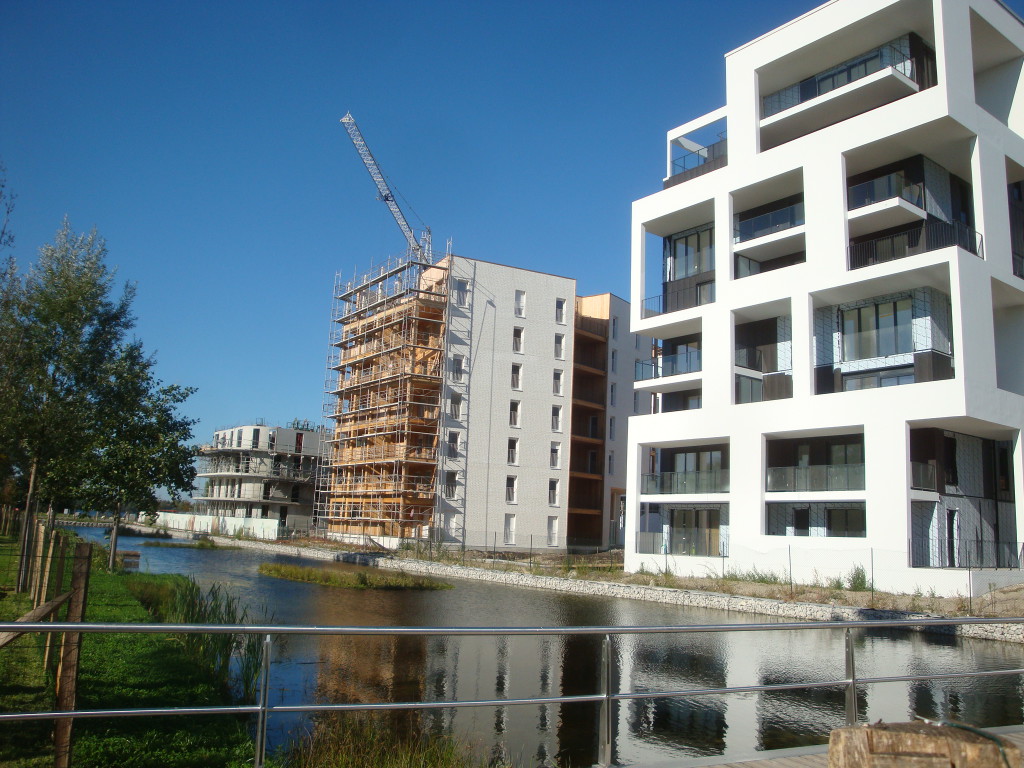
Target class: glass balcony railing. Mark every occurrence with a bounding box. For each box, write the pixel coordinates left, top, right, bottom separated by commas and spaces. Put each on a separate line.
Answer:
734, 345, 765, 372
765, 464, 865, 492
642, 283, 716, 318
734, 202, 805, 243
635, 349, 702, 381
641, 470, 729, 494
669, 137, 728, 179
849, 220, 982, 269
762, 41, 916, 118
848, 173, 924, 210
911, 461, 937, 491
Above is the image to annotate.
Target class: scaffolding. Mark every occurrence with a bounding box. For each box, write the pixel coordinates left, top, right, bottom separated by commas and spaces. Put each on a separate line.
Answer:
317, 248, 450, 542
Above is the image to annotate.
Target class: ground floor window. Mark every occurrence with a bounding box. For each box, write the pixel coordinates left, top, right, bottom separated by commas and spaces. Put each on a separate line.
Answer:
636, 504, 729, 556
767, 502, 866, 538
504, 513, 516, 545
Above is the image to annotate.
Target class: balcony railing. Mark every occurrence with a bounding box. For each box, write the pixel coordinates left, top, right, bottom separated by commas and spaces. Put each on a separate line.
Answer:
762, 41, 916, 118
1014, 252, 1024, 279
635, 528, 729, 557
635, 349, 702, 381
668, 136, 728, 184
575, 314, 608, 338
911, 536, 1023, 569
734, 345, 764, 372
911, 461, 937, 491
641, 470, 729, 494
848, 173, 924, 210
734, 202, 804, 243
849, 219, 982, 269
642, 283, 715, 318
765, 464, 865, 492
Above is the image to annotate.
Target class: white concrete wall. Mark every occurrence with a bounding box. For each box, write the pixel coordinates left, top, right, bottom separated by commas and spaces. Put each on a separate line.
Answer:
626, 0, 1024, 596
155, 510, 282, 540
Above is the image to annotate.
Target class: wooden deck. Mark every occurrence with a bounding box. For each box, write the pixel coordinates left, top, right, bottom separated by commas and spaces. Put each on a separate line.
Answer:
688, 729, 1024, 768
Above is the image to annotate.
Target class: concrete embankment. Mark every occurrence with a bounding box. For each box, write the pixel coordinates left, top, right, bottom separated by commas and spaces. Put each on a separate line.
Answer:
135, 527, 1024, 645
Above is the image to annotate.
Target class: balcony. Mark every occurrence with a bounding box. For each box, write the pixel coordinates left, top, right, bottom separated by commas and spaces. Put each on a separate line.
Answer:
635, 349, 702, 381
734, 345, 764, 372
760, 39, 928, 149
575, 314, 608, 338
665, 136, 728, 189
847, 174, 926, 237
733, 202, 805, 263
641, 470, 729, 495
765, 464, 865, 492
849, 220, 982, 270
643, 283, 715, 318
911, 536, 1022, 569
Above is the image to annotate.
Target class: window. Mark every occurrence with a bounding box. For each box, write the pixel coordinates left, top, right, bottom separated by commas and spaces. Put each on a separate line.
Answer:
452, 355, 465, 382
610, 383, 617, 407
842, 298, 912, 361
944, 435, 959, 485
611, 350, 617, 373
447, 431, 460, 458
549, 442, 561, 469
505, 476, 517, 504
736, 375, 763, 404
553, 369, 563, 395
551, 405, 562, 431
555, 298, 566, 324
507, 438, 519, 465
511, 364, 522, 390
454, 279, 469, 306
512, 327, 524, 353
252, 429, 260, 449
609, 417, 616, 441
696, 281, 716, 305
794, 508, 810, 536
547, 516, 559, 546
633, 391, 640, 413
509, 400, 520, 427
554, 334, 565, 359
236, 429, 243, 447
548, 479, 559, 505
608, 451, 615, 474
826, 507, 866, 538
612, 316, 618, 339
665, 223, 715, 279
504, 512, 516, 543
449, 393, 462, 420
514, 290, 526, 317
443, 471, 457, 499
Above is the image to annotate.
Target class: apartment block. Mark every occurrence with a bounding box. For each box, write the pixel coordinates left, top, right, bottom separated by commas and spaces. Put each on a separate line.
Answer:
318, 250, 645, 550
627, 0, 1024, 595
171, 420, 321, 538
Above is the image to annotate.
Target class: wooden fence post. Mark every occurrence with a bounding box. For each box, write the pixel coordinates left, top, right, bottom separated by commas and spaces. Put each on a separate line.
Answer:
53, 542, 92, 768
43, 535, 67, 672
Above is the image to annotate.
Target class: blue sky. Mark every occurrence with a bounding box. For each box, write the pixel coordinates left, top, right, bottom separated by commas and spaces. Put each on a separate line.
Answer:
4, 0, 1023, 445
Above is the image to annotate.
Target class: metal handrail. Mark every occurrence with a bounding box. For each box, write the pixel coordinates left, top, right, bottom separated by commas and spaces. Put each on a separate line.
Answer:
5, 617, 1024, 768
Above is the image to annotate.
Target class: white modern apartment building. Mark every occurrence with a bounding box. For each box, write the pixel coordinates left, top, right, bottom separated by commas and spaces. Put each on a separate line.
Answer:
626, 0, 1024, 595
166, 420, 321, 538
318, 250, 645, 550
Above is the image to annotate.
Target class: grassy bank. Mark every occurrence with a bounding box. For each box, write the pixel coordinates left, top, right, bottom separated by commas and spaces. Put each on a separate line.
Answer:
0, 535, 260, 768
258, 562, 451, 590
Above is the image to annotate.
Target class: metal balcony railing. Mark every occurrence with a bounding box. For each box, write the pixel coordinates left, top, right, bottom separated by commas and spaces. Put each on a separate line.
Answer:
8, 617, 1024, 768
849, 220, 982, 269
765, 464, 865, 492
669, 136, 728, 180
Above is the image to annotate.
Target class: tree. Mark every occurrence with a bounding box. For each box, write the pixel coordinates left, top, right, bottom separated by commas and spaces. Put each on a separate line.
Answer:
0, 218, 197, 574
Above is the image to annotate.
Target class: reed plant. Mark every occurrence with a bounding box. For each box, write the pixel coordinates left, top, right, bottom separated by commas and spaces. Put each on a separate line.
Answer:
258, 562, 452, 590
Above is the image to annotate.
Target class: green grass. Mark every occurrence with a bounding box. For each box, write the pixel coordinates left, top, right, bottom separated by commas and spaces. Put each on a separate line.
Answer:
258, 562, 452, 590
0, 534, 265, 768
283, 713, 512, 768
142, 539, 239, 550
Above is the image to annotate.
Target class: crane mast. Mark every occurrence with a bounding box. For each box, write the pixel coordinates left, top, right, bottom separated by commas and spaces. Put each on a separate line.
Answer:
341, 112, 429, 258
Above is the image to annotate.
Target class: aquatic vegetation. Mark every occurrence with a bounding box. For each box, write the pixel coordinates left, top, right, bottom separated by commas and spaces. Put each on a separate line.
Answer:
257, 562, 451, 591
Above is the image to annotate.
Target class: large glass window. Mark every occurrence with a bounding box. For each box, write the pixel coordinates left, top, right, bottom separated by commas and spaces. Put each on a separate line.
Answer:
842, 298, 912, 361
827, 507, 866, 537
665, 223, 715, 281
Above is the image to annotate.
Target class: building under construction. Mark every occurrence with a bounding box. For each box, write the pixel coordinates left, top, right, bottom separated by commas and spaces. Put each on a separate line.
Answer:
317, 113, 646, 548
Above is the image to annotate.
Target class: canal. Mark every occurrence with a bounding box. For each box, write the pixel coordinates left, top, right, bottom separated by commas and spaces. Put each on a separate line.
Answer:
74, 528, 1024, 767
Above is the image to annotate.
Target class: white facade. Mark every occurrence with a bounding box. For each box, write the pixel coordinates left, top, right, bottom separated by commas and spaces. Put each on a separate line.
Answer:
627, 0, 1024, 595
190, 420, 321, 535
440, 257, 646, 550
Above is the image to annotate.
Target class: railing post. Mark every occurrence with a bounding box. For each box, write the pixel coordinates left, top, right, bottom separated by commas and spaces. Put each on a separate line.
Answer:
844, 627, 857, 726
254, 633, 273, 768
597, 633, 613, 767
